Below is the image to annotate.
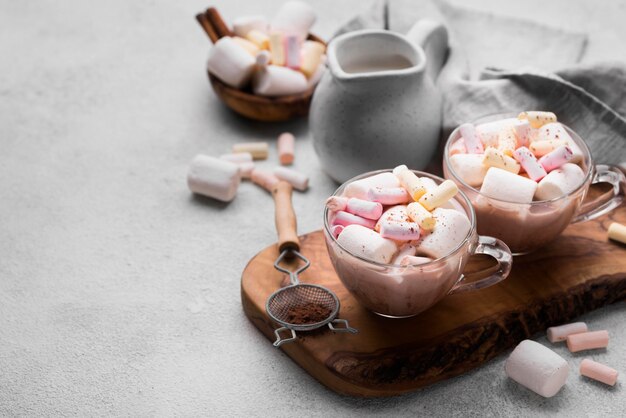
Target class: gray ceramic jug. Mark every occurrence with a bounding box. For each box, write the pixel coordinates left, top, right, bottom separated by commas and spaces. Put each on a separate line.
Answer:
311, 20, 449, 182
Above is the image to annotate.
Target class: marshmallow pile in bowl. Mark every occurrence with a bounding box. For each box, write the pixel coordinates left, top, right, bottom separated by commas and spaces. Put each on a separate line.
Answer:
448, 111, 586, 202
207, 1, 326, 97
325, 165, 470, 265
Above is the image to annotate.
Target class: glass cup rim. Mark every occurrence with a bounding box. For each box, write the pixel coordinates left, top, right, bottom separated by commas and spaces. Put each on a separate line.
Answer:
443, 113, 595, 205
323, 169, 477, 268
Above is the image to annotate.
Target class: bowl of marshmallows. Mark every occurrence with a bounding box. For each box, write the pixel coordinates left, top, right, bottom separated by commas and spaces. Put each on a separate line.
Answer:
196, 1, 326, 122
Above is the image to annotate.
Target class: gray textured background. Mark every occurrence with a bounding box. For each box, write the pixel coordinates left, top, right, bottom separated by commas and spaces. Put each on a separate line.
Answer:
1, 0, 625, 416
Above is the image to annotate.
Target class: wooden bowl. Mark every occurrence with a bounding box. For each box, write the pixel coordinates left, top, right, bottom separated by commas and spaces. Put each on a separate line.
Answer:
196, 8, 326, 122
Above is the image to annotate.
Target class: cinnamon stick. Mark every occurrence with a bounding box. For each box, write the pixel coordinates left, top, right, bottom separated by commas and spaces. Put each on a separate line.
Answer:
196, 12, 219, 43
206, 7, 232, 39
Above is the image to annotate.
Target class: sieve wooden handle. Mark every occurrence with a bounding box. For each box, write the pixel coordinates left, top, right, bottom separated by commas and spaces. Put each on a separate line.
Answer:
272, 181, 300, 253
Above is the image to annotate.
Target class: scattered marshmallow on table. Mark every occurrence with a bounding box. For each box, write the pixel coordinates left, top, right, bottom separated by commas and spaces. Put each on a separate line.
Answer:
343, 172, 400, 200
567, 330, 609, 353
253, 65, 308, 96
480, 167, 537, 203
513, 146, 547, 182
547, 322, 588, 343
535, 163, 585, 201
333, 211, 376, 229
336, 224, 397, 264
220, 152, 253, 163
278, 132, 295, 165
608, 222, 626, 244
505, 340, 569, 398
206, 37, 255, 89
251, 169, 279, 192
232, 142, 269, 160
449, 154, 487, 186
580, 359, 619, 386
187, 155, 240, 202
367, 187, 411, 205
518, 111, 557, 129
232, 15, 268, 38
418, 180, 459, 211
459, 123, 484, 154
482, 147, 521, 174
271, 0, 316, 40
417, 208, 470, 259
539, 145, 574, 172
238, 161, 255, 179
273, 166, 309, 191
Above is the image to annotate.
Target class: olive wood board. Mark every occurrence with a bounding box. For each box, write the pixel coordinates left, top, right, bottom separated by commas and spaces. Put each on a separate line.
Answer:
241, 206, 626, 397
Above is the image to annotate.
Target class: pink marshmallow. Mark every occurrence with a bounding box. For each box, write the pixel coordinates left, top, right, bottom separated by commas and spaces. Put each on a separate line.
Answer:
325, 196, 348, 212
330, 224, 344, 239
284, 34, 300, 69
539, 145, 574, 172
332, 210, 376, 229
346, 198, 383, 220
399, 255, 432, 266
580, 359, 619, 386
367, 187, 411, 205
459, 123, 484, 154
513, 146, 547, 182
379, 220, 421, 241
449, 138, 467, 155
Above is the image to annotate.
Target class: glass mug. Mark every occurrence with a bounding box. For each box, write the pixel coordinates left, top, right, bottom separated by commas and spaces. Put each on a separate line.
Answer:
323, 170, 513, 318
443, 115, 626, 255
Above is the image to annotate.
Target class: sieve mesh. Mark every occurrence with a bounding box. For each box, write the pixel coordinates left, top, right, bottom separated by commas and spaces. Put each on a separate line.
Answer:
267, 284, 339, 330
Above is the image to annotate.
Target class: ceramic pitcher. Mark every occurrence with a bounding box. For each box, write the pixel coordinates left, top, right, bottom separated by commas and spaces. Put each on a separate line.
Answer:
311, 20, 449, 182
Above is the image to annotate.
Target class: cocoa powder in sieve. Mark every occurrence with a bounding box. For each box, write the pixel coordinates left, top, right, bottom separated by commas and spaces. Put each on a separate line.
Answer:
285, 303, 332, 324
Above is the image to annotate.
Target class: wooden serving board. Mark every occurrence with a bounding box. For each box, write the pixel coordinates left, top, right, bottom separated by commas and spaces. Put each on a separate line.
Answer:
241, 206, 626, 397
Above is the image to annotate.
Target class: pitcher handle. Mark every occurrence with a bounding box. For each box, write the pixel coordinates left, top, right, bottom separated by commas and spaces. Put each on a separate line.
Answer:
405, 19, 449, 81
448, 236, 513, 294
572, 164, 626, 223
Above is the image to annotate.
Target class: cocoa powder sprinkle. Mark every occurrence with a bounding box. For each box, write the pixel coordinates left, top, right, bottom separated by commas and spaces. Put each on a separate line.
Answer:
285, 303, 332, 324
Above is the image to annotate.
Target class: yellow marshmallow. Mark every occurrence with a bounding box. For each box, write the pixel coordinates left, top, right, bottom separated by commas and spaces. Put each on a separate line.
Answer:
396, 169, 427, 201
407, 202, 436, 231
418, 180, 459, 211
268, 31, 285, 66
246, 30, 270, 50
608, 222, 626, 244
300, 41, 325, 78
518, 111, 557, 129
232, 36, 260, 56
497, 129, 517, 156
482, 147, 521, 174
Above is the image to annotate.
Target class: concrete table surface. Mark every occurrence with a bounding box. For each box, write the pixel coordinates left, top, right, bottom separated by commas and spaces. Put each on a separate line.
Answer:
1, 0, 625, 416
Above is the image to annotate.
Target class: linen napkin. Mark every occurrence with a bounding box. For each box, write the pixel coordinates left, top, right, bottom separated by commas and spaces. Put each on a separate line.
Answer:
334, 0, 626, 165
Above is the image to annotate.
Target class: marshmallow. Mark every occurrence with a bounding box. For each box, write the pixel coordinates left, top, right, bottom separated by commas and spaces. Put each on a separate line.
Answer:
392, 164, 409, 176
367, 187, 411, 205
345, 198, 383, 220
220, 152, 253, 163
567, 330, 609, 353
271, 0, 316, 40
399, 255, 432, 266
459, 123, 484, 154
518, 111, 557, 129
232, 15, 268, 37
206, 37, 256, 89
232, 36, 260, 56
396, 168, 427, 200
274, 166, 309, 191
535, 163, 585, 201
375, 205, 410, 231
580, 359, 619, 386
330, 224, 344, 239
251, 169, 279, 192
449, 154, 488, 187
300, 41, 325, 78
538, 145, 573, 172
246, 29, 270, 50
306, 55, 326, 87
417, 208, 470, 259
482, 147, 521, 174
407, 202, 436, 231
255, 50, 271, 68
325, 196, 348, 212
449, 138, 467, 155
268, 32, 285, 66
534, 122, 582, 163
480, 167, 537, 203
285, 34, 301, 69
232, 142, 269, 160
497, 129, 517, 156
511, 120, 532, 148
253, 65, 308, 96
392, 243, 417, 264
513, 147, 547, 182
336, 224, 397, 264
608, 222, 626, 244
505, 340, 569, 398
530, 139, 569, 157
379, 220, 421, 241
238, 161, 255, 179
419, 177, 439, 192
333, 211, 376, 229
278, 132, 295, 165
187, 155, 240, 202
418, 180, 459, 211
344, 172, 400, 200
547, 322, 588, 343
475, 118, 528, 147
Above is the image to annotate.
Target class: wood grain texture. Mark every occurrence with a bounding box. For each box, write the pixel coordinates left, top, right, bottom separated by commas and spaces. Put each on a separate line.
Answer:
241, 205, 626, 397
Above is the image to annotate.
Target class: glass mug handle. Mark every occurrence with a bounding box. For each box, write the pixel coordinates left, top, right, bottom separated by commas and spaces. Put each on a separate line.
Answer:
572, 164, 626, 223
448, 236, 513, 294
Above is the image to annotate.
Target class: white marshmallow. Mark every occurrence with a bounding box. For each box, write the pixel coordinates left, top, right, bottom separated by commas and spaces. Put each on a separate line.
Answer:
391, 243, 418, 264
255, 50, 271, 68
535, 163, 585, 201
417, 208, 471, 259
252, 65, 308, 97
336, 224, 398, 264
344, 173, 400, 200
206, 37, 255, 89
535, 123, 583, 163
232, 15, 268, 37
375, 205, 410, 232
419, 177, 439, 192
476, 118, 528, 148
449, 154, 488, 187
271, 0, 316, 40
480, 167, 537, 203
187, 155, 240, 202
238, 161, 255, 179
547, 322, 588, 343
306, 55, 326, 88
274, 166, 309, 191
505, 340, 569, 398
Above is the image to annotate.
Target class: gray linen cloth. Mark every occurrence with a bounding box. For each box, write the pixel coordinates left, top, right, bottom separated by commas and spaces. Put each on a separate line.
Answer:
334, 0, 626, 165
